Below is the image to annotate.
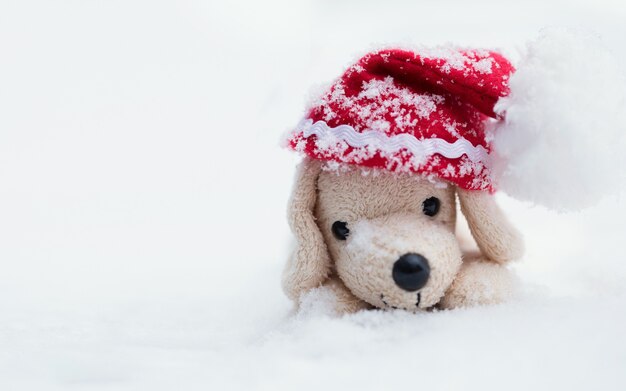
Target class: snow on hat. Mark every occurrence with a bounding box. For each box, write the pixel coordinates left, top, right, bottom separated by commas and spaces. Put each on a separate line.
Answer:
491, 30, 626, 210
286, 48, 514, 192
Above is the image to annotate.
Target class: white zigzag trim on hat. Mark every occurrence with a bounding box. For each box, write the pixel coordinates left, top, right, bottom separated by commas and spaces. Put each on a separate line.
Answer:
298, 119, 490, 164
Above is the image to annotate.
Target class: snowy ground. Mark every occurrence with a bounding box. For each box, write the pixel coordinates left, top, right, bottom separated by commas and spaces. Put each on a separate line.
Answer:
1, 0, 626, 389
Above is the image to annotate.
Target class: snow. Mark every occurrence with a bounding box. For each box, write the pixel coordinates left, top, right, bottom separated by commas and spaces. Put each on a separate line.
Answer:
493, 29, 626, 210
473, 57, 495, 74
1, 0, 626, 390
318, 76, 441, 132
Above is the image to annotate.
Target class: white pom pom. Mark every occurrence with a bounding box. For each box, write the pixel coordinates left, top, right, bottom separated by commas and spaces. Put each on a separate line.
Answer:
492, 29, 626, 211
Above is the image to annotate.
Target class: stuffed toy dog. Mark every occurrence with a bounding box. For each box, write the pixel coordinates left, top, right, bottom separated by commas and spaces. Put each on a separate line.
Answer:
283, 158, 523, 313
281, 37, 626, 313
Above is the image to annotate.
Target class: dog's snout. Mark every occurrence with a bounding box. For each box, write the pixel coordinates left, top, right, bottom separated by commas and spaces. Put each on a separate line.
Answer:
392, 253, 430, 291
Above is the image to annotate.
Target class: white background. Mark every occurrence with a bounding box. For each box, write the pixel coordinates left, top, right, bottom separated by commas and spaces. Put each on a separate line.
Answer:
1, 0, 625, 390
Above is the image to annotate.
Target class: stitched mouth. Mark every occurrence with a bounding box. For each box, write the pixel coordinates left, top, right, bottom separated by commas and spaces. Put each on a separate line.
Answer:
380, 294, 398, 310
380, 293, 422, 310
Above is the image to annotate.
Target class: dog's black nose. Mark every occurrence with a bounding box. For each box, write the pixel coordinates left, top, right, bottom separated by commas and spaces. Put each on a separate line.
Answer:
392, 253, 430, 291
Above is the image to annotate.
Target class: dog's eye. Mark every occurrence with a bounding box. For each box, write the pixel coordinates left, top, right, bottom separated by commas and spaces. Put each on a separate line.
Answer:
332, 221, 349, 240
422, 197, 440, 217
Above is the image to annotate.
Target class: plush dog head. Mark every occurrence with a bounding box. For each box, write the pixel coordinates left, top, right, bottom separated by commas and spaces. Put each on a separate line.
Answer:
283, 158, 523, 311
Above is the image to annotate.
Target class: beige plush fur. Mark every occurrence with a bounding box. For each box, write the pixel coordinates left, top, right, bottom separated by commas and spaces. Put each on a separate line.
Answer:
283, 158, 524, 313
282, 160, 330, 301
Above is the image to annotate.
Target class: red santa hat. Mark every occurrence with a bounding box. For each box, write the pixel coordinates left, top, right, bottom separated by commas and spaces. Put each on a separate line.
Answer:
286, 47, 514, 192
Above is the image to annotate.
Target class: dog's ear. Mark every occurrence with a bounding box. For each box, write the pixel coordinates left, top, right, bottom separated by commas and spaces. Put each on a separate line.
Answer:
457, 189, 524, 263
282, 158, 331, 301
